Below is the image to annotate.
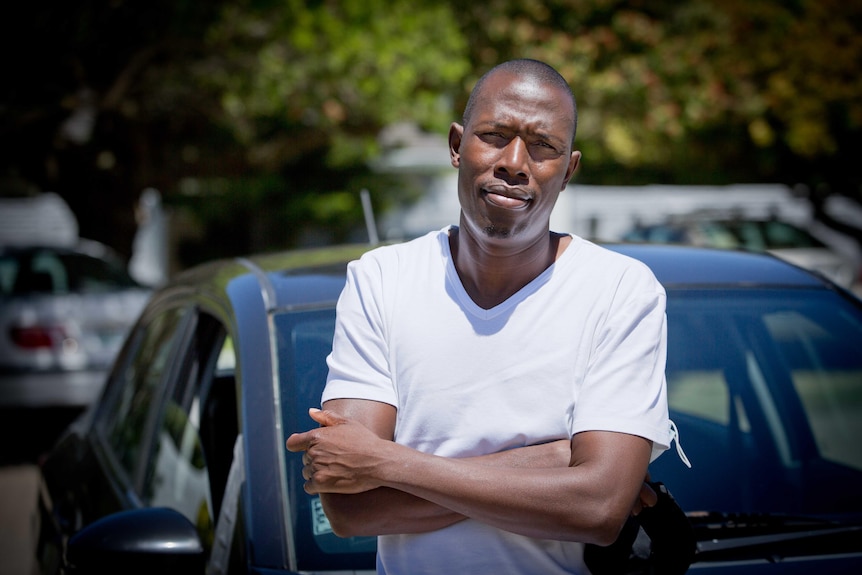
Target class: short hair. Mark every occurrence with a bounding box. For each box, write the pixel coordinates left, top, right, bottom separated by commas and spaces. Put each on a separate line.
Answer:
462, 59, 578, 142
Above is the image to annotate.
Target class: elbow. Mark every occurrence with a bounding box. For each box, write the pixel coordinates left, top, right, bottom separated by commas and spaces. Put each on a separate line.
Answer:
590, 514, 628, 547
320, 494, 370, 538
327, 514, 359, 539
575, 500, 631, 547
330, 519, 362, 539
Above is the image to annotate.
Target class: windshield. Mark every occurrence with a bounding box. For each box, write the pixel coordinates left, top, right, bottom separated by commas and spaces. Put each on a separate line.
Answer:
650, 287, 862, 520
274, 308, 377, 571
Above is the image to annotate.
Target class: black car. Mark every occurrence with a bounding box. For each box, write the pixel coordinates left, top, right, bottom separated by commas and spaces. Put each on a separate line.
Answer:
36, 242, 862, 574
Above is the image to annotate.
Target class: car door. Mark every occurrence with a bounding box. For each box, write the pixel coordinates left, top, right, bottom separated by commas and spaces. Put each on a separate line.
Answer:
37, 303, 192, 573
39, 301, 245, 574
137, 311, 236, 548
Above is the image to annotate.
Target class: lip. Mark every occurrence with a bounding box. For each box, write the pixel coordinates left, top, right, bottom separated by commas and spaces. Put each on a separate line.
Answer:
482, 186, 532, 210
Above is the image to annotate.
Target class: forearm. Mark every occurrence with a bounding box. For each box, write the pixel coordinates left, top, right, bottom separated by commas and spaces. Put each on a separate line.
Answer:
467, 439, 571, 468
375, 434, 650, 545
322, 488, 465, 537
291, 408, 647, 543
321, 440, 569, 537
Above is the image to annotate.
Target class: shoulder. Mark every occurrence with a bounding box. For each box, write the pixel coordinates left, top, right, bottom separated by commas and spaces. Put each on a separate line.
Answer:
350, 228, 449, 274
566, 236, 663, 292
342, 229, 450, 298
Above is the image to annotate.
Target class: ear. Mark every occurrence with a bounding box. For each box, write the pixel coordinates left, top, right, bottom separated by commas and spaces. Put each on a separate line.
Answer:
561, 150, 581, 189
448, 122, 464, 168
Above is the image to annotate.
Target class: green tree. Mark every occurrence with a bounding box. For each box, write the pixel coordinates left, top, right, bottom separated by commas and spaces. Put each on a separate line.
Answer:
451, 0, 862, 197
179, 0, 469, 259
1, 1, 469, 264
3, 1, 859, 266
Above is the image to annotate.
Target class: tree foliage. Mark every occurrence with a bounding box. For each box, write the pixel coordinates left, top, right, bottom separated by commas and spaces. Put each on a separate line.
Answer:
452, 0, 862, 191
164, 0, 471, 261
202, 0, 468, 169
1, 0, 859, 267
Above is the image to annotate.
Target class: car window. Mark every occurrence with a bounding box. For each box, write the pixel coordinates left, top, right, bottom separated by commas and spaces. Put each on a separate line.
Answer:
698, 222, 740, 249
62, 252, 141, 292
763, 309, 862, 470
141, 313, 239, 555
1, 250, 68, 294
652, 288, 862, 517
0, 248, 140, 296
0, 255, 15, 294
275, 308, 377, 571
98, 307, 188, 486
730, 220, 766, 251
761, 220, 825, 249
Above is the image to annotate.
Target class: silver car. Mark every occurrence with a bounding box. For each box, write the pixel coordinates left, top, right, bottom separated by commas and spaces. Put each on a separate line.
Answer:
0, 240, 151, 407
622, 217, 860, 288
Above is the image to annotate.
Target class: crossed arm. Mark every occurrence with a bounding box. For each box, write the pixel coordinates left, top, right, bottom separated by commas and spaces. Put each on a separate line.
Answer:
286, 398, 654, 546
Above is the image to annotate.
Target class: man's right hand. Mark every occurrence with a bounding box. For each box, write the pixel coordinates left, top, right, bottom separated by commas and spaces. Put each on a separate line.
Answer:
287, 408, 391, 495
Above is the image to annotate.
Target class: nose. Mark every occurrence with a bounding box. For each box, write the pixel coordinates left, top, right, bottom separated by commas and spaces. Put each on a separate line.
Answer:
495, 136, 529, 183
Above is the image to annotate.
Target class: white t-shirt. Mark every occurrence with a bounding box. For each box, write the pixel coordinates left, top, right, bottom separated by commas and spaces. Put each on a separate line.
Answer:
322, 227, 671, 574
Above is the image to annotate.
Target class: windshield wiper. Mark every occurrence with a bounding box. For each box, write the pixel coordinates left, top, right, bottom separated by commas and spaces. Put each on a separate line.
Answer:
689, 511, 862, 562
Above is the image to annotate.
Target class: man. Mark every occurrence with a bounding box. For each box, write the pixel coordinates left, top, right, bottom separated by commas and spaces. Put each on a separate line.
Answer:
287, 59, 672, 574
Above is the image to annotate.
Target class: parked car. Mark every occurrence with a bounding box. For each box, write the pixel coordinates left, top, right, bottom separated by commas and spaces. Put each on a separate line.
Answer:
621, 216, 860, 288
0, 240, 151, 407
35, 242, 862, 574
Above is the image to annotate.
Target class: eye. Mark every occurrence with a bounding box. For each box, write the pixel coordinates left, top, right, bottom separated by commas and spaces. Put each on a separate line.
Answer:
478, 132, 510, 146
530, 140, 562, 159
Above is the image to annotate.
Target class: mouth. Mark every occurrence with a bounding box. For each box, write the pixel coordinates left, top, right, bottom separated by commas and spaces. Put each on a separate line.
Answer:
482, 187, 532, 210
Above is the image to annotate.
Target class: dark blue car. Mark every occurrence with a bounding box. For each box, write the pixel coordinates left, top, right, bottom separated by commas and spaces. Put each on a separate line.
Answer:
36, 242, 862, 574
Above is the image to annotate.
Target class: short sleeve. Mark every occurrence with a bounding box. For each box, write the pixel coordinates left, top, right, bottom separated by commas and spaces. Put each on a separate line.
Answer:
571, 263, 671, 462
321, 253, 397, 407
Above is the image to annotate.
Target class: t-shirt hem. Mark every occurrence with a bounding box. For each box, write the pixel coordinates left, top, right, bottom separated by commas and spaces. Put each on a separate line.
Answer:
320, 380, 397, 408
571, 420, 671, 453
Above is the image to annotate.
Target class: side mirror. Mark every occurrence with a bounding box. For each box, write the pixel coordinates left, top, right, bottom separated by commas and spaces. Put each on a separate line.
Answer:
66, 507, 205, 575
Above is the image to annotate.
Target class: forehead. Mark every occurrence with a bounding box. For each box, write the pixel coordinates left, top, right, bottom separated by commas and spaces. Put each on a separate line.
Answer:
471, 71, 574, 139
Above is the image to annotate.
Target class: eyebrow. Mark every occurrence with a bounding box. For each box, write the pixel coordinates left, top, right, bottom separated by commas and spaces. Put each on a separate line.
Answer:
479, 121, 567, 146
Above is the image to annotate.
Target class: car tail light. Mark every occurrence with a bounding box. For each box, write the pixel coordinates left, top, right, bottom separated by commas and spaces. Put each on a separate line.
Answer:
9, 325, 66, 349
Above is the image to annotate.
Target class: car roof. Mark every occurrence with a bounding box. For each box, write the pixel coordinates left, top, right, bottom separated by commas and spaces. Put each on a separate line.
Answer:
607, 243, 826, 288
168, 243, 373, 313
168, 241, 832, 320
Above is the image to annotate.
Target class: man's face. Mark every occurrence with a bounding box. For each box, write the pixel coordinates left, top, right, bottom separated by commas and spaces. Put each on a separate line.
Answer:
450, 71, 580, 247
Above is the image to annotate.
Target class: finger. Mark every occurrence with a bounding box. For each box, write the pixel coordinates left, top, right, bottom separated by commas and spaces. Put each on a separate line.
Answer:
640, 481, 658, 508
631, 481, 658, 516
303, 479, 318, 495
286, 431, 310, 452
309, 407, 349, 427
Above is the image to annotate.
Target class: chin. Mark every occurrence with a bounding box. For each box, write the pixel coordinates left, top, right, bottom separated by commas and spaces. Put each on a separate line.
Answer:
482, 224, 512, 239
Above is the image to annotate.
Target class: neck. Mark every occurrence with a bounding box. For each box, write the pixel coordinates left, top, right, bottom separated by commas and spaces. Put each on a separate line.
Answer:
449, 226, 570, 309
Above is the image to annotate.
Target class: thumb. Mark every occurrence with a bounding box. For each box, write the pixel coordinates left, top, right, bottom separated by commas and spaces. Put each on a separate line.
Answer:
309, 407, 348, 427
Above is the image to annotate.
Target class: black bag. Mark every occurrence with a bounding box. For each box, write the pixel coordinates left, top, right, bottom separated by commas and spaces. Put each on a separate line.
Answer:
584, 481, 696, 575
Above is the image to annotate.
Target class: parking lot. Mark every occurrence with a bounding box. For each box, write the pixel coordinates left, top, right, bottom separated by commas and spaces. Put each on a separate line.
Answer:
0, 407, 83, 575
0, 464, 39, 575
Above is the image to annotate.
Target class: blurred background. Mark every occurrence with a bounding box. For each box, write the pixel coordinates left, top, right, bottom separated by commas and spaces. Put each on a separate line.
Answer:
1, 2, 861, 571
2, 0, 861, 276
1, 0, 862, 445
3, 0, 861, 443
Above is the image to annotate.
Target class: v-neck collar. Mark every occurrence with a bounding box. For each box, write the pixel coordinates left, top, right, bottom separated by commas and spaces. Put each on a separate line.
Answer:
440, 227, 578, 320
